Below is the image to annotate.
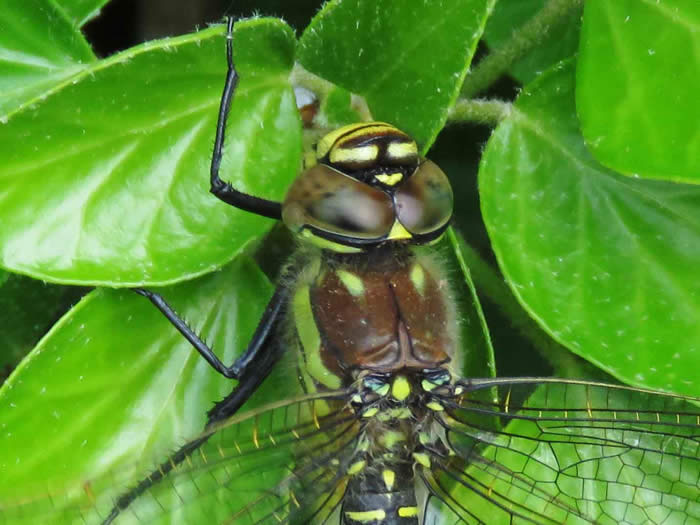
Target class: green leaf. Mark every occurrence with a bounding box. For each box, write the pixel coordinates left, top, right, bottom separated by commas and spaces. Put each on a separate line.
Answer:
577, 0, 700, 183
480, 60, 700, 398
483, 0, 582, 84
0, 19, 300, 286
0, 0, 95, 119
297, 0, 494, 151
54, 0, 111, 27
444, 229, 497, 380
0, 274, 84, 374
0, 255, 276, 523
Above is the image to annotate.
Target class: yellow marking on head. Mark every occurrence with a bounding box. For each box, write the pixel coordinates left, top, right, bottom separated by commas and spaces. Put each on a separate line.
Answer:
426, 401, 444, 412
345, 510, 386, 522
362, 407, 379, 418
375, 172, 403, 185
387, 220, 412, 241
413, 452, 431, 468
454, 385, 464, 395
336, 123, 398, 148
391, 376, 411, 401
347, 460, 366, 475
398, 506, 419, 518
329, 144, 378, 165
410, 263, 426, 295
300, 229, 363, 253
336, 269, 365, 297
387, 141, 418, 160
382, 469, 396, 491
316, 123, 388, 158
352, 394, 363, 403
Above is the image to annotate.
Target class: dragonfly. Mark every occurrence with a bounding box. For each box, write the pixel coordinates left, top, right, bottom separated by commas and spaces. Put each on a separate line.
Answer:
1, 17, 699, 525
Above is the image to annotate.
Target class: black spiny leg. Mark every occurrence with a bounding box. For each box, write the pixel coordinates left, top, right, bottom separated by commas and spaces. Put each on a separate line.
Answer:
133, 282, 287, 379
210, 17, 282, 219
101, 333, 284, 525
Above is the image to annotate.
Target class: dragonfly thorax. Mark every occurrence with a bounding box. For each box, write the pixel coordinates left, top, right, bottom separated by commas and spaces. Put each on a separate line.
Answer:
292, 247, 460, 392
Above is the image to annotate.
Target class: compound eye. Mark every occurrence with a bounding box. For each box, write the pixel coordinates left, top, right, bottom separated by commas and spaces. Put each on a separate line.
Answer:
282, 164, 395, 239
394, 159, 453, 235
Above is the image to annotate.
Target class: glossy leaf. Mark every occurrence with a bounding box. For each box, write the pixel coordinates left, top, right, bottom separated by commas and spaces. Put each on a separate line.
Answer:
480, 61, 700, 397
0, 0, 94, 120
577, 0, 700, 183
0, 255, 276, 523
297, 0, 495, 151
55, 0, 110, 27
0, 19, 300, 286
445, 229, 497, 381
483, 0, 582, 84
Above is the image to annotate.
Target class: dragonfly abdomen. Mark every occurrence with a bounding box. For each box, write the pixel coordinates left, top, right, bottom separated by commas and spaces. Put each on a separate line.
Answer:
342, 459, 418, 525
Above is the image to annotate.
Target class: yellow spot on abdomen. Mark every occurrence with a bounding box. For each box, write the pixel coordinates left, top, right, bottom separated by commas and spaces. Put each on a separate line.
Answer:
398, 506, 418, 518
345, 509, 387, 522
382, 469, 396, 491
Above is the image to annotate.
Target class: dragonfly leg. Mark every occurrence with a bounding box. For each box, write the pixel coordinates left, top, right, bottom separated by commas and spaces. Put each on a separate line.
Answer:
209, 16, 282, 220
132, 281, 288, 379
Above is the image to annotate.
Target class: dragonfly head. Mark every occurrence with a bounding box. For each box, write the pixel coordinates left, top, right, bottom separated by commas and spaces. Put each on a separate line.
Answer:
282, 122, 453, 253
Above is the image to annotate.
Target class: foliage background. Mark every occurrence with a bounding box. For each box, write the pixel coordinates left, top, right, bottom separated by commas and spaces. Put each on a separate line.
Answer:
0, 0, 698, 522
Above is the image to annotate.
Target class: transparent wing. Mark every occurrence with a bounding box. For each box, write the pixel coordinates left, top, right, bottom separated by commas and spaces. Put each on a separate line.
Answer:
423, 378, 700, 525
0, 389, 362, 525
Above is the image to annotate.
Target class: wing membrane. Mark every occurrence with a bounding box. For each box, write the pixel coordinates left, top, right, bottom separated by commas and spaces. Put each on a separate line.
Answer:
0, 390, 360, 525
423, 378, 700, 525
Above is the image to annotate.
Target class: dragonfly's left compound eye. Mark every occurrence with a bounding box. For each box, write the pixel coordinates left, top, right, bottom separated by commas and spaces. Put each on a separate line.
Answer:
282, 164, 395, 239
395, 159, 453, 236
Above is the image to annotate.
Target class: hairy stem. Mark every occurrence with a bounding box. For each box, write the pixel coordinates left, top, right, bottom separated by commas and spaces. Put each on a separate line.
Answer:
461, 0, 584, 98
448, 98, 511, 126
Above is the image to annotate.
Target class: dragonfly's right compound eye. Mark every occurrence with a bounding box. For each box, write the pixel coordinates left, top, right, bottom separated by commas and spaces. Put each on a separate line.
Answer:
395, 160, 453, 236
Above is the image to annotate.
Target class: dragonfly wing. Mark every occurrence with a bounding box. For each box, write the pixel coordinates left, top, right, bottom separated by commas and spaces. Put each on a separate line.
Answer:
422, 379, 700, 525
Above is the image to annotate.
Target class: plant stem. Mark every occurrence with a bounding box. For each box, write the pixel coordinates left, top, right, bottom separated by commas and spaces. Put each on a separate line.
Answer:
461, 0, 584, 98
448, 98, 511, 126
456, 235, 581, 374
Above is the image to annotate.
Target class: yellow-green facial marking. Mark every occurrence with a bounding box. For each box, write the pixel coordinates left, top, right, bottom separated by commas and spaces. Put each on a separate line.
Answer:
375, 172, 403, 186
